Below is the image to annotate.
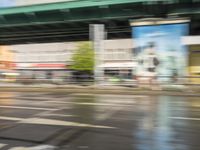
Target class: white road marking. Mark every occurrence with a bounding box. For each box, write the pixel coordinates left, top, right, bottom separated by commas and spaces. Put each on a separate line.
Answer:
20, 118, 116, 129
34, 109, 59, 117
97, 94, 148, 99
169, 116, 200, 121
0, 143, 7, 149
8, 147, 29, 150
70, 93, 148, 98
0, 116, 23, 121
40, 114, 75, 117
44, 101, 132, 107
96, 106, 124, 121
0, 116, 116, 129
8, 145, 56, 150
78, 146, 89, 149
29, 145, 56, 150
0, 106, 58, 111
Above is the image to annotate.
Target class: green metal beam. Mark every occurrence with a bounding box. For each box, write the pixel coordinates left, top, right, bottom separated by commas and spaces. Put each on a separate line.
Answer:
0, 0, 146, 15
0, 0, 194, 15
0, 0, 198, 44
0, 0, 198, 28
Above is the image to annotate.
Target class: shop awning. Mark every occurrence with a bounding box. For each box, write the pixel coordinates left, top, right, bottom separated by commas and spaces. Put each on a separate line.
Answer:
99, 62, 137, 69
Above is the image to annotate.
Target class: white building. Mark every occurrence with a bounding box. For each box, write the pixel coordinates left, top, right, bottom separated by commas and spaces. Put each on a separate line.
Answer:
12, 39, 136, 79
103, 39, 136, 78
12, 42, 76, 79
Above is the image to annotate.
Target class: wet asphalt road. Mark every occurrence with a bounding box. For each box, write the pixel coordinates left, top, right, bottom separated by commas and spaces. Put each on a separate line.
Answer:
0, 92, 200, 150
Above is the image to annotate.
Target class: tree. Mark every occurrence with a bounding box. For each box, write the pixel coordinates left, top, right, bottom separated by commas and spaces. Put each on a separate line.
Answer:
70, 42, 94, 74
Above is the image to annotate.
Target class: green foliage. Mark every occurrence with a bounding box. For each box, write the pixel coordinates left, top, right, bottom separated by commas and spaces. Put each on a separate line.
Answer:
70, 42, 94, 73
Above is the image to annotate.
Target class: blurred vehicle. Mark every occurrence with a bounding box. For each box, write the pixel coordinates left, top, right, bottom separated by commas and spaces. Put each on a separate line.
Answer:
120, 78, 138, 87
105, 75, 137, 87
0, 72, 19, 82
16, 74, 33, 84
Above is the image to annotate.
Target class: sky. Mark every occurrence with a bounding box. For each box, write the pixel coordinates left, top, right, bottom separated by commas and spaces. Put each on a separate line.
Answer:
0, 0, 75, 7
0, 0, 15, 7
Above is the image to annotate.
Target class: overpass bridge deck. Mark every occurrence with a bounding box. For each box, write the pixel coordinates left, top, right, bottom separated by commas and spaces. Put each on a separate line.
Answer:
0, 0, 198, 44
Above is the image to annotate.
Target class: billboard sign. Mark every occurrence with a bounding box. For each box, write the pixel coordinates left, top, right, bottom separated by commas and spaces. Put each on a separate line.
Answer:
131, 19, 189, 82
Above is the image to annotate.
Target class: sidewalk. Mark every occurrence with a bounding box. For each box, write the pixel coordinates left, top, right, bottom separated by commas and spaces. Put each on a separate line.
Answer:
0, 82, 200, 96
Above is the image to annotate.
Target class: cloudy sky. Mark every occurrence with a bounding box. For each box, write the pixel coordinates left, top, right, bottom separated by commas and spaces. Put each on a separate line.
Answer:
0, 0, 75, 7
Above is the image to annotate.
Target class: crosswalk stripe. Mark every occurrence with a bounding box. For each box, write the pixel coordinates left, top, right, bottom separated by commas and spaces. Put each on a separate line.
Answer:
97, 106, 124, 121
0, 143, 7, 149
20, 117, 117, 129
0, 106, 58, 111
44, 101, 132, 107
40, 114, 74, 117
0, 116, 23, 121
0, 116, 116, 129
8, 145, 56, 150
8, 147, 29, 150
169, 116, 200, 121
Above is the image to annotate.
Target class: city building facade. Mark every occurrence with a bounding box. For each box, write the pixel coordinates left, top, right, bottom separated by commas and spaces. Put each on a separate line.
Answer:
182, 36, 200, 84
12, 42, 76, 80
0, 45, 15, 81
12, 39, 136, 80
103, 39, 136, 79
0, 46, 14, 71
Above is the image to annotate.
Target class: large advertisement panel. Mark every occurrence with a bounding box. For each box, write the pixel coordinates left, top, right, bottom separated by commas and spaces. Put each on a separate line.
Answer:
132, 21, 189, 82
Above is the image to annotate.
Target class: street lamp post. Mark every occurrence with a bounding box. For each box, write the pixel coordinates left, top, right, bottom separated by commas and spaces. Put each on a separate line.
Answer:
89, 24, 105, 85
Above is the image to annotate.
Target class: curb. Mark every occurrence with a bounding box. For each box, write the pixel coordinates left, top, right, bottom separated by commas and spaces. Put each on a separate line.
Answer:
0, 86, 199, 96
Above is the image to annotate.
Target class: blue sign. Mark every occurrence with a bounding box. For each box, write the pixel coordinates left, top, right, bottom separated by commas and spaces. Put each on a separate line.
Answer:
132, 23, 189, 81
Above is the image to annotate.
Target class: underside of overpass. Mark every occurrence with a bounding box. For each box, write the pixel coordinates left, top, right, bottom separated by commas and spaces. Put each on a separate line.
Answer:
0, 0, 199, 45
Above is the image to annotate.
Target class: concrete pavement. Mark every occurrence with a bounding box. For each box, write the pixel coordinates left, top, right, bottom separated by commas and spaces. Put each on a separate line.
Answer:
0, 92, 200, 149
0, 83, 200, 96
